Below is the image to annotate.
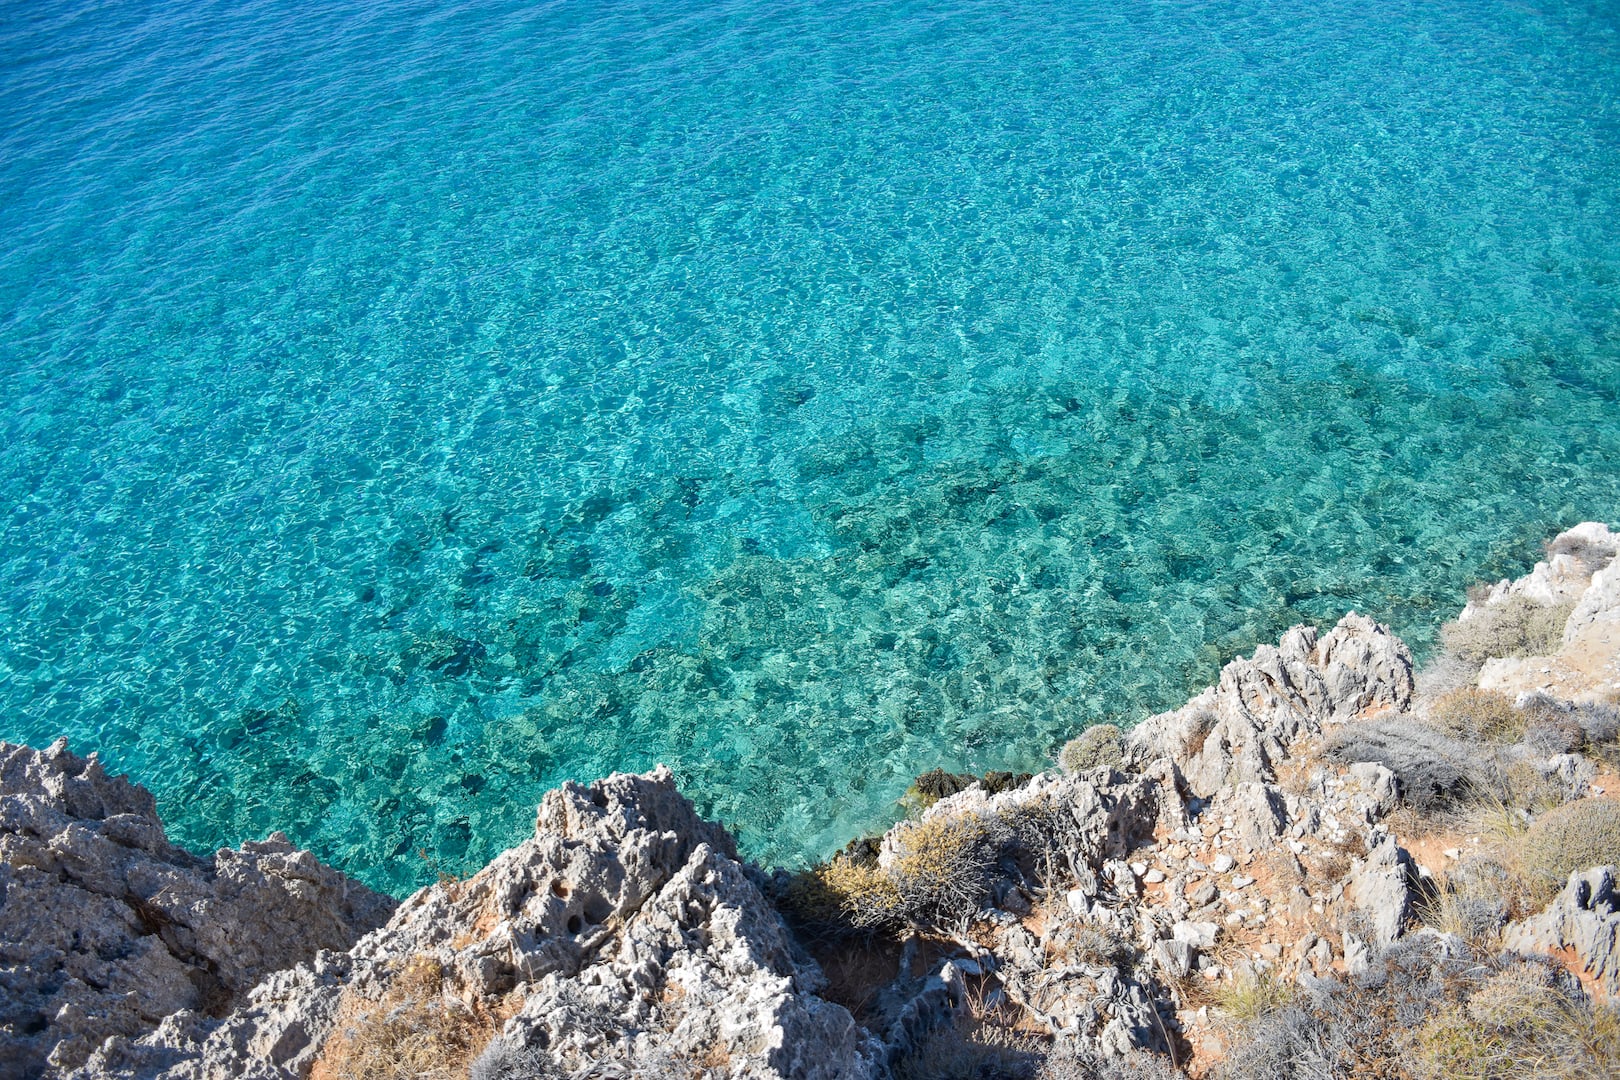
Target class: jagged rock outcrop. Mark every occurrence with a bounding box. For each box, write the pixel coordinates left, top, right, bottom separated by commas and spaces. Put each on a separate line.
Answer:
1504, 866, 1620, 999
0, 740, 393, 1080
1125, 614, 1414, 796
12, 521, 1620, 1080
70, 768, 882, 1080
1472, 521, 1620, 703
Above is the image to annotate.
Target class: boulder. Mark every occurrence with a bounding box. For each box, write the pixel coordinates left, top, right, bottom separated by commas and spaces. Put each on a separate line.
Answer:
1345, 837, 1417, 946
1503, 865, 1620, 998
0, 740, 392, 1079
69, 767, 883, 1080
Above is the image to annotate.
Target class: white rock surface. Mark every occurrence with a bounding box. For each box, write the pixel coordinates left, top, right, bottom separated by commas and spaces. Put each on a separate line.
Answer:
65, 767, 883, 1080
0, 740, 393, 1080
1503, 865, 1620, 998
1126, 615, 1413, 796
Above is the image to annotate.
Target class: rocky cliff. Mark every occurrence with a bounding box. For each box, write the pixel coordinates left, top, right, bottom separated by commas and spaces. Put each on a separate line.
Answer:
4, 523, 1619, 1079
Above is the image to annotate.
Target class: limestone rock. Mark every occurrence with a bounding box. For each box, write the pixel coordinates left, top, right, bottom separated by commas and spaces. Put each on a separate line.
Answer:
1503, 865, 1620, 997
1466, 522, 1617, 613
1207, 783, 1286, 859
1345, 837, 1417, 946
0, 740, 392, 1079
71, 767, 882, 1080
1126, 615, 1413, 796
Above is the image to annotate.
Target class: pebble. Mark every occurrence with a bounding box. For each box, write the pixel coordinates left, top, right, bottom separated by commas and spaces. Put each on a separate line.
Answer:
1211, 853, 1236, 874
1442, 848, 1460, 860
1144, 868, 1166, 884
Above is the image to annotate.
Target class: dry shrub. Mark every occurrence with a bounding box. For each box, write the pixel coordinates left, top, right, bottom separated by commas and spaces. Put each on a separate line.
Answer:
780, 854, 904, 935
1428, 689, 1524, 744
1545, 531, 1617, 576
1041, 913, 1136, 972
1058, 724, 1124, 775
1516, 797, 1620, 893
1325, 719, 1484, 812
1217, 936, 1486, 1080
892, 991, 1043, 1080
1414, 961, 1620, 1080
1438, 596, 1575, 668
318, 957, 497, 1080
888, 812, 1010, 929
781, 811, 1008, 933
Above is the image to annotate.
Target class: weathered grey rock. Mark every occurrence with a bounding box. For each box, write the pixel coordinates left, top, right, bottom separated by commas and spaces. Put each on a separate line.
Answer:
72, 767, 882, 1080
1466, 522, 1618, 614
1342, 932, 1372, 976
1564, 560, 1620, 645
1207, 783, 1286, 859
1126, 615, 1413, 796
1170, 921, 1218, 950
1503, 865, 1620, 997
0, 740, 393, 1080
1345, 837, 1417, 946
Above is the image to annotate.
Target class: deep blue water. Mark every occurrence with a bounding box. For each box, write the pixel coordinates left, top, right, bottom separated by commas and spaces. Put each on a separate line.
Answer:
2, 0, 1619, 893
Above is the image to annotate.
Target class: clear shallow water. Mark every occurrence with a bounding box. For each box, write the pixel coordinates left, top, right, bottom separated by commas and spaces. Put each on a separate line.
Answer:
2, 0, 1619, 893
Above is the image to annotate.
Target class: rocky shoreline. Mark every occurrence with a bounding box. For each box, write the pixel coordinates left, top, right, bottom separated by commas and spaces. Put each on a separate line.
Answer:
4, 523, 1619, 1079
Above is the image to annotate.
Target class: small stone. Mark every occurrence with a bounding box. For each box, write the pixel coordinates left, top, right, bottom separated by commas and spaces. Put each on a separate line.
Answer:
1131, 861, 1149, 877
1442, 848, 1460, 861
1172, 921, 1219, 949
1211, 854, 1236, 874
1144, 869, 1166, 884
1230, 875, 1255, 890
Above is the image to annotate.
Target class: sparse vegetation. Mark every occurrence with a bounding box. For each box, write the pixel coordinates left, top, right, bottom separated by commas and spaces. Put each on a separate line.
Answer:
1516, 797, 1620, 893
1219, 936, 1491, 1080
1413, 961, 1620, 1080
1058, 724, 1125, 775
779, 809, 1011, 934
1325, 719, 1484, 812
317, 956, 497, 1080
1427, 689, 1524, 744
1437, 596, 1575, 669
1212, 970, 1294, 1025
887, 812, 1011, 930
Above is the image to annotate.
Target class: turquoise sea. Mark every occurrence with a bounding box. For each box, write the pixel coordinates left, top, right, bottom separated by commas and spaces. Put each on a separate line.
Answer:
2, 0, 1618, 893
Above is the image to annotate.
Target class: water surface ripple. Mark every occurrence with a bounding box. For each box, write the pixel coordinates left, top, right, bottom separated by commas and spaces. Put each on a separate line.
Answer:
2, 0, 1619, 891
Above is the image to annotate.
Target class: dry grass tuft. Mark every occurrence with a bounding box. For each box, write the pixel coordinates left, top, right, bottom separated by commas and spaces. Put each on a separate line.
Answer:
1428, 689, 1524, 744
1516, 798, 1620, 895
1213, 970, 1294, 1025
1414, 961, 1620, 1080
1437, 596, 1575, 669
316, 956, 499, 1080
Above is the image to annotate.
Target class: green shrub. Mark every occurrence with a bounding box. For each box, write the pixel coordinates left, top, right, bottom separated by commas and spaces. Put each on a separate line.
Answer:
1058, 724, 1125, 774
1438, 597, 1575, 668
1517, 798, 1620, 891
1428, 689, 1524, 744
